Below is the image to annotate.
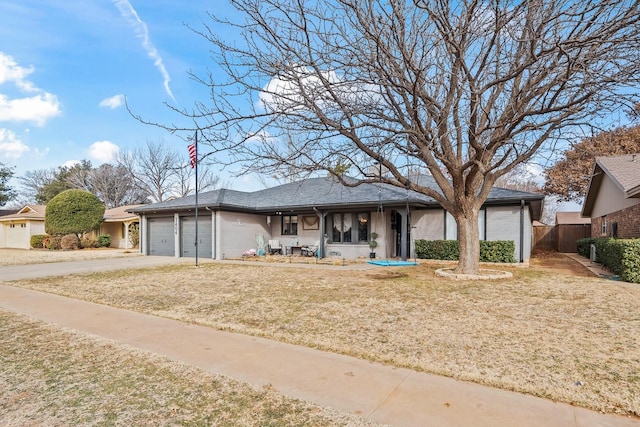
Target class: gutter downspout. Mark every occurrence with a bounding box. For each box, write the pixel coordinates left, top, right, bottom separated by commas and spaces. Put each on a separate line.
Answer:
520, 200, 524, 263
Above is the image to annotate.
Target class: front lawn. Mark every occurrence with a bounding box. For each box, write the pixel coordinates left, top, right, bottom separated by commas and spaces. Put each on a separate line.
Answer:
6, 254, 640, 416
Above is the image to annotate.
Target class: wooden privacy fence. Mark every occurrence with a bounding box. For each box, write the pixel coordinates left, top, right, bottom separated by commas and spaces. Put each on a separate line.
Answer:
533, 224, 591, 253
533, 226, 556, 252
556, 224, 591, 253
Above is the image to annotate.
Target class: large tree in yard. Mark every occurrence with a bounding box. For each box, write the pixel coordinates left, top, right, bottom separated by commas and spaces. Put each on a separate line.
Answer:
164, 0, 640, 274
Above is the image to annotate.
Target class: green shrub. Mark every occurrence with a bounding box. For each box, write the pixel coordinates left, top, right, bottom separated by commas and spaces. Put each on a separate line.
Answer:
60, 234, 80, 250
480, 240, 516, 263
30, 234, 48, 248
97, 234, 111, 248
576, 237, 595, 258
582, 237, 640, 283
620, 240, 640, 283
45, 189, 105, 236
415, 239, 516, 263
415, 239, 459, 260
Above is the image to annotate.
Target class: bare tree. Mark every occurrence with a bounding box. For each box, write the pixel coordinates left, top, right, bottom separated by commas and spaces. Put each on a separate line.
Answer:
154, 0, 640, 274
118, 141, 180, 203
118, 140, 222, 202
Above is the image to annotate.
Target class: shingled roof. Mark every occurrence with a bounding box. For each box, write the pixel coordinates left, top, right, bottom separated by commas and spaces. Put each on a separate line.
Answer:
130, 176, 544, 218
582, 154, 640, 216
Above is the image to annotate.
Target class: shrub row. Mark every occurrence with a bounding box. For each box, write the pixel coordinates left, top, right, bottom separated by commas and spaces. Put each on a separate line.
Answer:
576, 237, 640, 283
30, 234, 112, 250
414, 239, 516, 263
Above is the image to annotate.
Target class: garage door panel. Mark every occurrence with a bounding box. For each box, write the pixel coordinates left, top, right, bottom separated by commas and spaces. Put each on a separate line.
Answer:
148, 217, 174, 256
181, 216, 212, 258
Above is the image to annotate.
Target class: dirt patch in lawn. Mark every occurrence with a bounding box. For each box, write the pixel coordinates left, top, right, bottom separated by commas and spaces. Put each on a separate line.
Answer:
529, 250, 596, 277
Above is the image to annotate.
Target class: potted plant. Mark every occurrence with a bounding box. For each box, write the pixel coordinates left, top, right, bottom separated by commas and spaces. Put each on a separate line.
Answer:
369, 232, 378, 259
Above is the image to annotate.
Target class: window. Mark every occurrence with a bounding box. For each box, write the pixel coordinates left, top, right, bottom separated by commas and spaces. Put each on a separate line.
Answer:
445, 209, 486, 240
602, 216, 607, 235
328, 213, 369, 243
281, 215, 298, 235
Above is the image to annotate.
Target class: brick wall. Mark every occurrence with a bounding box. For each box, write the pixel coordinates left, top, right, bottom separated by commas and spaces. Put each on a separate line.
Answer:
591, 203, 640, 238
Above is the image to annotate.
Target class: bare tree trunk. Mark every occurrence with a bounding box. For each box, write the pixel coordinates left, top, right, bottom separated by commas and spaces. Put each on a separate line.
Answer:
453, 206, 481, 275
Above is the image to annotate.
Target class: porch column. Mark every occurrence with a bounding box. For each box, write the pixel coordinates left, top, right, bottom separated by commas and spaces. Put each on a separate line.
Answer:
400, 208, 408, 261
314, 209, 327, 258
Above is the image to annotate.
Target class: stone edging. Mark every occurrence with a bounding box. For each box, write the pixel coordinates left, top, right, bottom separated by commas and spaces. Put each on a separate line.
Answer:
435, 268, 513, 280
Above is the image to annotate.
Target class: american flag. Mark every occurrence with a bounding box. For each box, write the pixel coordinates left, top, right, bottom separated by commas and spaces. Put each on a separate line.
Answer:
188, 143, 197, 169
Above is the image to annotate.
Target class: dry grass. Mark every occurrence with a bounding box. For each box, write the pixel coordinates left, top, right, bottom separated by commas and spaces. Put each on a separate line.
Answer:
0, 248, 139, 266
5, 252, 640, 417
0, 308, 379, 426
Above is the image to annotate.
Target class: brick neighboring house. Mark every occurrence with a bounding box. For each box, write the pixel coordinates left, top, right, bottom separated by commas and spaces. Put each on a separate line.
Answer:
582, 154, 640, 238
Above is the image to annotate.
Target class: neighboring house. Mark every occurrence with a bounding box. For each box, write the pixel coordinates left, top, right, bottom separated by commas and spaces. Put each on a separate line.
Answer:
0, 204, 141, 249
582, 154, 640, 238
0, 205, 46, 249
129, 176, 544, 262
99, 205, 142, 249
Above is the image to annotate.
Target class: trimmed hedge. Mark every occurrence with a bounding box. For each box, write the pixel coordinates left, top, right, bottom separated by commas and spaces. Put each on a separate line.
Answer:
414, 239, 516, 263
577, 237, 640, 283
30, 234, 48, 248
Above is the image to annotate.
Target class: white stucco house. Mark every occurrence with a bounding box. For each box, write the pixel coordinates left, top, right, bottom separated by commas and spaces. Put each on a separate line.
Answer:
129, 176, 544, 262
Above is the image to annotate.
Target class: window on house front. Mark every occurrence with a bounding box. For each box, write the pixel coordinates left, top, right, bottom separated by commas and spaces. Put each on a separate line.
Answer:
281, 215, 298, 235
602, 216, 607, 235
328, 213, 369, 243
445, 209, 486, 240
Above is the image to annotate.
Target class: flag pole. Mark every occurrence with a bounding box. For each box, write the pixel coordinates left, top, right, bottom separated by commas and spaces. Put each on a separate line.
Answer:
194, 130, 199, 267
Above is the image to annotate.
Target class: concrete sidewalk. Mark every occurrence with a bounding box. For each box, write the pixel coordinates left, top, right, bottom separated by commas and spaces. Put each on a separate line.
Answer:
1, 284, 638, 426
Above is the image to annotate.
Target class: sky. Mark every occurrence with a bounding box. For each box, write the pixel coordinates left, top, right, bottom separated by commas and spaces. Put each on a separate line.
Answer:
0, 0, 584, 215
0, 0, 262, 191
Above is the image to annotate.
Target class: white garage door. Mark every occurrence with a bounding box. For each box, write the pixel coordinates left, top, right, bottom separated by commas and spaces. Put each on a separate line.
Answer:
181, 216, 212, 258
148, 217, 175, 256
5, 223, 29, 249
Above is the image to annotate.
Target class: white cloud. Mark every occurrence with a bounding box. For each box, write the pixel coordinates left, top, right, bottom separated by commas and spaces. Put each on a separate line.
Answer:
62, 160, 81, 168
99, 94, 125, 109
0, 52, 61, 126
113, 0, 176, 102
88, 140, 120, 163
0, 93, 61, 126
0, 128, 29, 159
258, 67, 381, 114
0, 52, 36, 92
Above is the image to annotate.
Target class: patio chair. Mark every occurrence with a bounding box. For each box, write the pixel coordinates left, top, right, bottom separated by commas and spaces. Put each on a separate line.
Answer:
268, 239, 283, 255
301, 241, 319, 257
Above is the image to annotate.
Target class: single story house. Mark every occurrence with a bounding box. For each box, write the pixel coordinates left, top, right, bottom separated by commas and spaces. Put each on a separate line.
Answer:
129, 176, 544, 262
100, 205, 142, 249
0, 205, 46, 249
582, 154, 640, 238
0, 204, 140, 249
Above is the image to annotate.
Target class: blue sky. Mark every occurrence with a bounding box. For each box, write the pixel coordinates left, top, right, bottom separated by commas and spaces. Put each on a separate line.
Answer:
0, 0, 588, 215
0, 1, 261, 190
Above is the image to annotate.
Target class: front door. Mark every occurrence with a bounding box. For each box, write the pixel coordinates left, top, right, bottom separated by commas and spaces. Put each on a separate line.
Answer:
392, 210, 411, 258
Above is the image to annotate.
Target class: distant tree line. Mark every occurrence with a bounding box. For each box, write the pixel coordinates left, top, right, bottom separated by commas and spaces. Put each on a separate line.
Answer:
2, 141, 221, 209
